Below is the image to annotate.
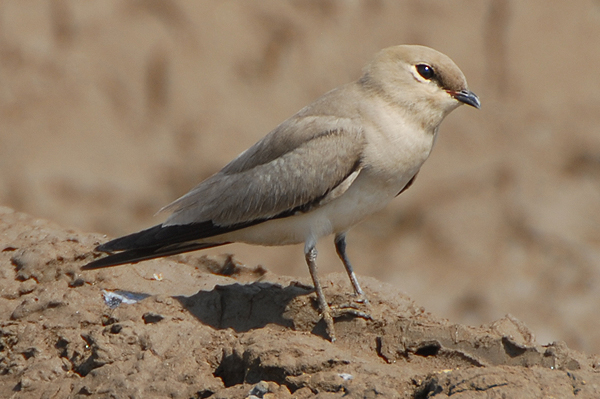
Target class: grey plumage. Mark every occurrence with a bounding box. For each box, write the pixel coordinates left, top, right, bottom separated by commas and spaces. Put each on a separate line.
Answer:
83, 45, 480, 341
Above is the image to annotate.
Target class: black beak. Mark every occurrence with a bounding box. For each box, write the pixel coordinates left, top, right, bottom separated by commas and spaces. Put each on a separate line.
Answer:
449, 89, 481, 109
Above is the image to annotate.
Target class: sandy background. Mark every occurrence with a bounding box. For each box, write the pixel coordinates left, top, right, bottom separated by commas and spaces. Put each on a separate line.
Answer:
1, 0, 600, 359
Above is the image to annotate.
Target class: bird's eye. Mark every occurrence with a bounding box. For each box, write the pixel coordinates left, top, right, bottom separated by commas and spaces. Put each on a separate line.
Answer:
416, 64, 435, 80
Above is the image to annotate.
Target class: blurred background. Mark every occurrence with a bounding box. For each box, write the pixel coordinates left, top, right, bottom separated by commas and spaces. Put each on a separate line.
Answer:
1, 1, 600, 354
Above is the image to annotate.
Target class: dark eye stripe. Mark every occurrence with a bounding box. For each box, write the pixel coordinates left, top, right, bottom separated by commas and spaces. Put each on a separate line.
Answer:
416, 64, 435, 80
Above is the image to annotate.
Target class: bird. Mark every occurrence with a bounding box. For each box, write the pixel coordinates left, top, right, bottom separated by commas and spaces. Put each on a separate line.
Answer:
83, 44, 480, 342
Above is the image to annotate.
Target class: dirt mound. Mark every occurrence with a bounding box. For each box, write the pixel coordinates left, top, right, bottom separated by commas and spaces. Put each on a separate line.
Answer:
2, 1, 600, 357
1, 206, 599, 398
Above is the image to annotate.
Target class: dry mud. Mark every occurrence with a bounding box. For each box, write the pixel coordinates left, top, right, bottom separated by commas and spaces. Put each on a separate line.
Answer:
2, 3, 600, 397
2, 1, 600, 357
1, 207, 599, 398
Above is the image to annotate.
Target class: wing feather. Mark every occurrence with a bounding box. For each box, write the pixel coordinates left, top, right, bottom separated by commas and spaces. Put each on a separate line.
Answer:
163, 116, 366, 226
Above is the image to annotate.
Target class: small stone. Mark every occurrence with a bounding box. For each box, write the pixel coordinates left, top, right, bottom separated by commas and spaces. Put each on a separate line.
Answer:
142, 312, 164, 324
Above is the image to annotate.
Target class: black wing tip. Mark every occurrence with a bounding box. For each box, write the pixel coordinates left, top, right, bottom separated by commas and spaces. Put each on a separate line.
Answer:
94, 223, 165, 252
81, 251, 141, 270
82, 221, 240, 270
95, 241, 119, 252
81, 259, 116, 270
94, 243, 110, 252
81, 259, 113, 270
92, 222, 232, 253
81, 241, 228, 270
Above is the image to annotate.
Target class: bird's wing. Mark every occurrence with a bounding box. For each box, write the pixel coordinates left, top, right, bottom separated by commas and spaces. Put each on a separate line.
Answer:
86, 115, 366, 267
396, 171, 418, 196
162, 114, 367, 227
83, 240, 225, 269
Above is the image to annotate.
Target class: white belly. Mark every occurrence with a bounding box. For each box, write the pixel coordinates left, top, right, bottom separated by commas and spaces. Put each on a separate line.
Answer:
206, 170, 413, 247
202, 114, 436, 248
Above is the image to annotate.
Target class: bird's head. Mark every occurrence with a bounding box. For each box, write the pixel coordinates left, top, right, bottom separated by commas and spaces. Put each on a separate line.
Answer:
360, 45, 480, 128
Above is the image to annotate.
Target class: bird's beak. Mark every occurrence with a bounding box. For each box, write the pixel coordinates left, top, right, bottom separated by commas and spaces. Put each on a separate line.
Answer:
449, 89, 481, 109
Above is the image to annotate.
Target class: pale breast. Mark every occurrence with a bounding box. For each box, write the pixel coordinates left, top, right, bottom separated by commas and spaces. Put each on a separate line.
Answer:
360, 98, 437, 191
211, 167, 414, 247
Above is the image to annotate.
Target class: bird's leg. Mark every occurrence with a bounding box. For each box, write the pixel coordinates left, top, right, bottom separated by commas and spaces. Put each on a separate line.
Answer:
334, 233, 367, 302
305, 245, 336, 342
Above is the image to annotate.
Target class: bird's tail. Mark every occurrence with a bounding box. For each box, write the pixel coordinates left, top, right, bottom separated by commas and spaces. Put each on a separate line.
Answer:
82, 241, 227, 269
82, 223, 230, 269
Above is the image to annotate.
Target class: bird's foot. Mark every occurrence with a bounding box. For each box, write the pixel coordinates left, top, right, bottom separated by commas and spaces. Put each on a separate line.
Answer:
352, 293, 369, 305
314, 295, 372, 342
319, 304, 337, 343
330, 301, 372, 321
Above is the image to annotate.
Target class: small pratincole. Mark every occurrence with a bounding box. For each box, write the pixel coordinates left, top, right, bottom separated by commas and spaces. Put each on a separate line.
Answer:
83, 45, 480, 341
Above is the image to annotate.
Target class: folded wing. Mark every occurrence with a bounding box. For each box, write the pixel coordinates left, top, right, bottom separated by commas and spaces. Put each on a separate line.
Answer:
84, 115, 366, 269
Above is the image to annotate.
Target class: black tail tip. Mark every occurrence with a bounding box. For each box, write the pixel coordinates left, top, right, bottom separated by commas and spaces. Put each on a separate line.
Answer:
95, 240, 117, 252
81, 255, 112, 270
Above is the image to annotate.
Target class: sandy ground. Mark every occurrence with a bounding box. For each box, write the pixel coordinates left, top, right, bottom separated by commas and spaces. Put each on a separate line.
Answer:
1, 1, 600, 397
2, 206, 600, 398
